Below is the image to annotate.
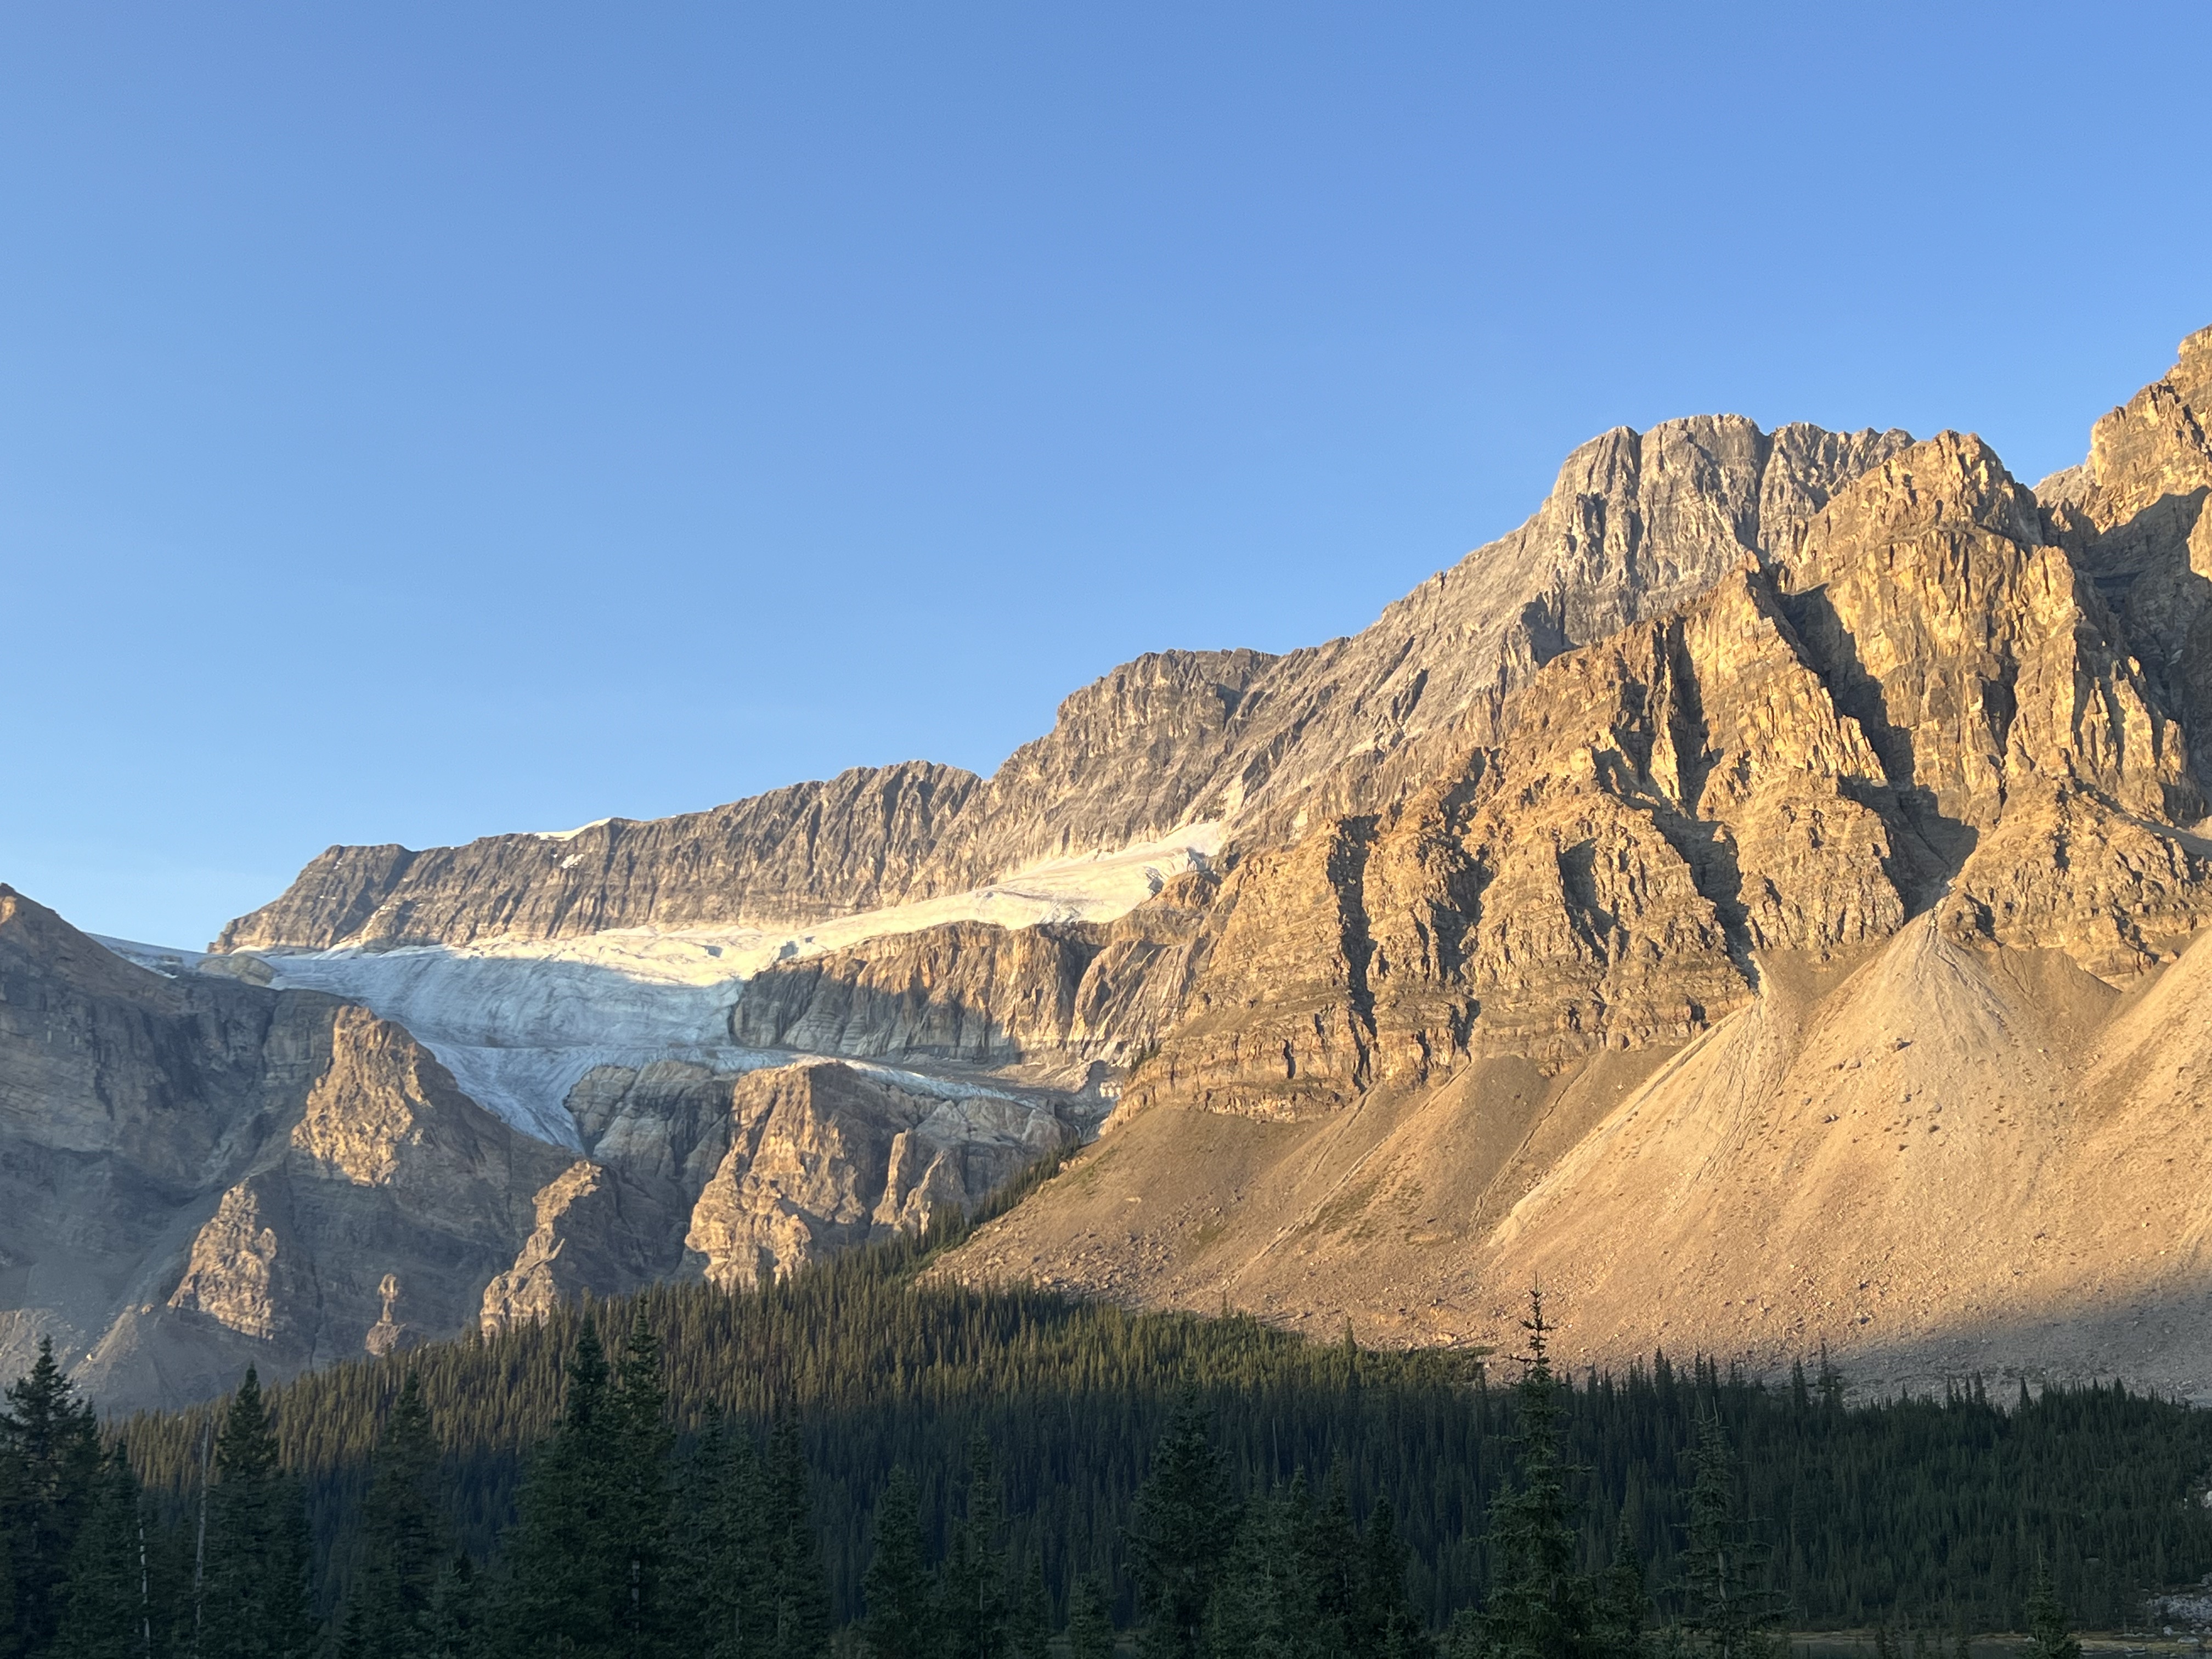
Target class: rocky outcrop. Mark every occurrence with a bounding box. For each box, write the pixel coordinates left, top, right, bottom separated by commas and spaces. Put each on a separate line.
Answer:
0, 885, 1076, 1406
217, 761, 986, 951
0, 885, 596, 1406
681, 1059, 1069, 1289
218, 420, 1910, 954
1121, 421, 2212, 1118
728, 870, 1220, 1073
164, 1005, 576, 1358
2041, 325, 2212, 756
935, 329, 2212, 1399
471, 1053, 1079, 1321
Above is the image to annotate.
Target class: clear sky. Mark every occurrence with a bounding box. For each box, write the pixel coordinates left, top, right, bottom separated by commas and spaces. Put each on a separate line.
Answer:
5, 3, 2209, 948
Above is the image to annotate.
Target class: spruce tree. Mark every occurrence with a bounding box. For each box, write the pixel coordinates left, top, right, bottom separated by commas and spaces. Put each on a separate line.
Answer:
609, 1316, 675, 1654
337, 1371, 446, 1657
860, 1466, 938, 1659
760, 1422, 831, 1659
2025, 1564, 2080, 1659
1065, 1572, 1116, 1659
1590, 1519, 1651, 1659
673, 1414, 768, 1657
3, 1336, 104, 1651
939, 1436, 1008, 1659
198, 1368, 318, 1659
1677, 1419, 1785, 1659
1356, 1498, 1432, 1659
1480, 1293, 1591, 1659
1127, 1396, 1233, 1659
424, 1553, 487, 1659
1310, 1464, 1361, 1650
1206, 1477, 1332, 1659
54, 1442, 154, 1659
1006, 1549, 1051, 1659
494, 1321, 627, 1658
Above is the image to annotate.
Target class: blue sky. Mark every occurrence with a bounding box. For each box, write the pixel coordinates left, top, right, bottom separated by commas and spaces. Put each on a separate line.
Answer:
5, 3, 2209, 947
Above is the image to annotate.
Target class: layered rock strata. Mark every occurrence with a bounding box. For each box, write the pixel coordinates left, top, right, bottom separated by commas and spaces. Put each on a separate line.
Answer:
219, 420, 1910, 953
0, 885, 1077, 1408
727, 871, 1219, 1073
938, 330, 2212, 1398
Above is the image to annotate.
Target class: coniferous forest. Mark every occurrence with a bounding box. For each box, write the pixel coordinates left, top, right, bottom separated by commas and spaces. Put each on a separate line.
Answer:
0, 1196, 2203, 1656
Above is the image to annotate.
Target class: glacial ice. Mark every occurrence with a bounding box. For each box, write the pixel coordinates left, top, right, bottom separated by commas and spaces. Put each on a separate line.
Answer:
149, 825, 1221, 1149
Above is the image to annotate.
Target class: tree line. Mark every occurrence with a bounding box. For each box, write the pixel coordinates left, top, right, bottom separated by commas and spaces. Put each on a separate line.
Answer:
0, 1211, 2185, 1652
0, 1289, 2129, 1658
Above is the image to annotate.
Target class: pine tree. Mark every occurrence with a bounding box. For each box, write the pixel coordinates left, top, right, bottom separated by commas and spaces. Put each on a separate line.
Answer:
337, 1370, 447, 1656
1065, 1572, 1117, 1659
2, 1336, 104, 1651
1677, 1419, 1785, 1659
860, 1466, 938, 1659
1127, 1396, 1233, 1659
54, 1442, 154, 1659
2026, 1564, 2080, 1659
1480, 1293, 1592, 1659
198, 1368, 318, 1659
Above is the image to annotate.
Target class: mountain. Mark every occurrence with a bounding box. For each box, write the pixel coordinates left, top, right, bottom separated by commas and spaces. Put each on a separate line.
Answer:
0, 887, 1078, 1409
942, 328, 2212, 1397
22, 323, 2211, 1406
216, 416, 1909, 953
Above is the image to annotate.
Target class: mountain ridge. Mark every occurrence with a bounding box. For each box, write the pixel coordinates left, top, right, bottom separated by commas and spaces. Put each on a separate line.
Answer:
22, 323, 2212, 1407
217, 416, 1912, 954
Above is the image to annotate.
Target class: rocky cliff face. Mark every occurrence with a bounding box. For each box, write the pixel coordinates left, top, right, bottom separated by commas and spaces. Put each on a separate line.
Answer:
2041, 324, 2212, 752
1102, 420, 2212, 1121
0, 885, 1080, 1408
0, 884, 590, 1406
937, 329, 2212, 1397
484, 1052, 1075, 1318
727, 870, 1220, 1076
55, 324, 2212, 1401
218, 419, 1909, 954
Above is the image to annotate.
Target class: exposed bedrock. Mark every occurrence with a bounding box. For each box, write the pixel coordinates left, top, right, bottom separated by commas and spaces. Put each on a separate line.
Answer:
1116, 421, 2212, 1120
0, 884, 1081, 1408
727, 871, 1219, 1071
219, 417, 1911, 953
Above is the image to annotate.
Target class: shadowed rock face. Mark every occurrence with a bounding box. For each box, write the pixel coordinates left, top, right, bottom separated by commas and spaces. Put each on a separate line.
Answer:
727, 872, 1221, 1074
218, 418, 1911, 954
0, 883, 589, 1408
0, 885, 1082, 1408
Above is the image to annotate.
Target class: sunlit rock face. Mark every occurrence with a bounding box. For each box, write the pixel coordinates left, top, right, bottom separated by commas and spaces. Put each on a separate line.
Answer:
28, 324, 2212, 1406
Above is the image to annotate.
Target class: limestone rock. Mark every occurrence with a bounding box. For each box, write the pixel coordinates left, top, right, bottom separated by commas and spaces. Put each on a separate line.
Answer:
2040, 325, 2212, 755
162, 1003, 577, 1364
681, 1059, 1072, 1288
478, 1159, 678, 1331
217, 421, 1911, 954
729, 870, 1220, 1073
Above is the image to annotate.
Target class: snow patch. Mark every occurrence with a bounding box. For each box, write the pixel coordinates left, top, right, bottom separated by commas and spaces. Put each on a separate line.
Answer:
91, 936, 207, 977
